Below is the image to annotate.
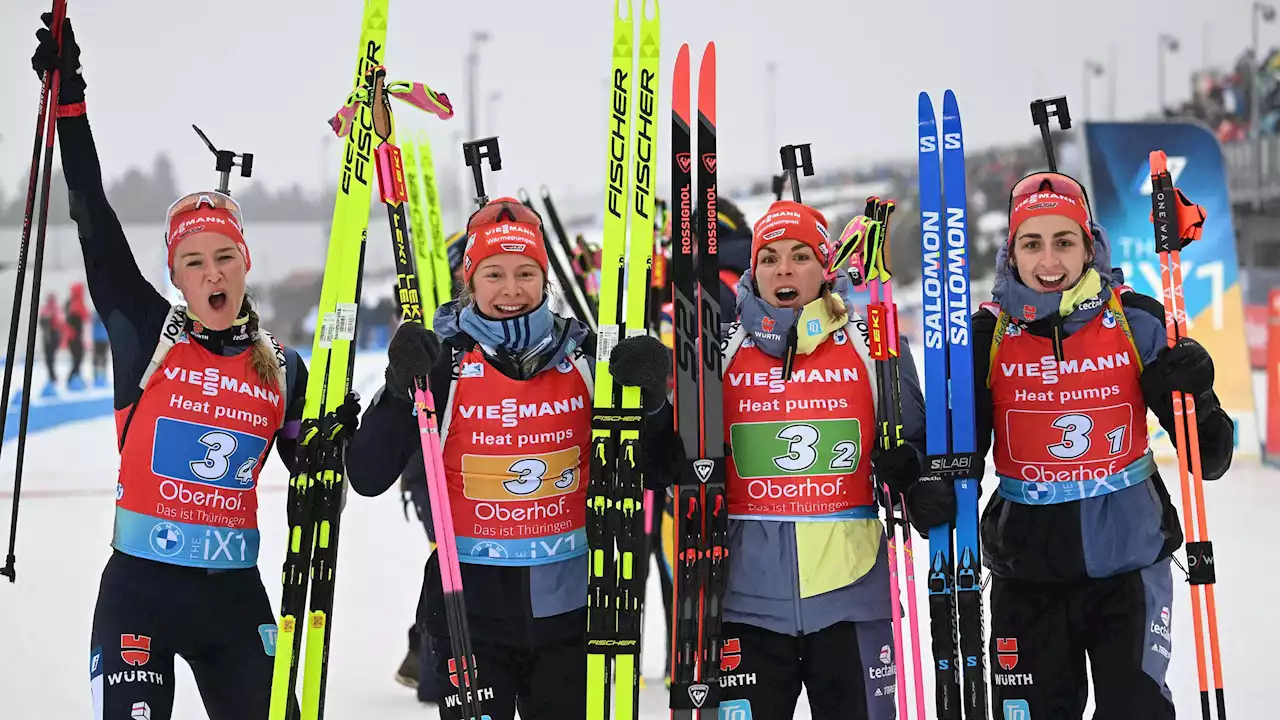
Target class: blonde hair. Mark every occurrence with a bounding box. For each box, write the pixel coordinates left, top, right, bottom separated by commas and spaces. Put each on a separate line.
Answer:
822, 285, 848, 325
243, 296, 282, 390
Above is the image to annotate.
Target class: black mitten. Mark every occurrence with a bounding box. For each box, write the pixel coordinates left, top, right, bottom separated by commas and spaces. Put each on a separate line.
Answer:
1141, 337, 1217, 419
870, 443, 920, 506
609, 334, 671, 410
32, 13, 85, 104
327, 392, 361, 443
386, 322, 442, 400
904, 477, 956, 535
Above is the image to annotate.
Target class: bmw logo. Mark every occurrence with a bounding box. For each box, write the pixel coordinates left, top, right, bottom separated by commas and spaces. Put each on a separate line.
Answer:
149, 522, 185, 557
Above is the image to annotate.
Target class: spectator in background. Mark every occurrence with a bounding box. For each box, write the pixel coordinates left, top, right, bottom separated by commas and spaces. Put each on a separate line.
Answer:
64, 282, 89, 391
37, 292, 63, 397
91, 308, 109, 388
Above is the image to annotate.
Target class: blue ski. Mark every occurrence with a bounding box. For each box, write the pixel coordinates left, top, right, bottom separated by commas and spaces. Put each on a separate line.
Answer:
918, 89, 987, 720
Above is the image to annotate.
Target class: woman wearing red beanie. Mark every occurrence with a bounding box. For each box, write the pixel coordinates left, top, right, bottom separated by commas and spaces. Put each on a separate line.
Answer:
32, 14, 315, 720
646, 199, 927, 719
926, 171, 1235, 718
346, 196, 669, 720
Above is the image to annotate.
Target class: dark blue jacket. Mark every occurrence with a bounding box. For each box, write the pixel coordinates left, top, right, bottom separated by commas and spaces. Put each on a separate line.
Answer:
974, 227, 1234, 582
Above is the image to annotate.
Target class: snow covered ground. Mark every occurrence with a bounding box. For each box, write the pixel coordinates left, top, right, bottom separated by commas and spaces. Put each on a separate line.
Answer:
1, 352, 1277, 719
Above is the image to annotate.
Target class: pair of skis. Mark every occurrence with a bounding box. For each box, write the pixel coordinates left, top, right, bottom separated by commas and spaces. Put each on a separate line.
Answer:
668, 40, 727, 720
917, 89, 987, 720
268, 1, 457, 716
586, 1, 660, 719
268, 3, 389, 718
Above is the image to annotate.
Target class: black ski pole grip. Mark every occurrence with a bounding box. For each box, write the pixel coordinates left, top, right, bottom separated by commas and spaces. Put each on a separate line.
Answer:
772, 173, 786, 201
463, 136, 501, 207
1029, 96, 1071, 172
779, 143, 814, 203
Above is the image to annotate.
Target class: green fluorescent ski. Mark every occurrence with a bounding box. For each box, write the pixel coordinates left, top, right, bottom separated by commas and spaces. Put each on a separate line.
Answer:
613, 4, 659, 720
402, 130, 437, 318
268, 2, 386, 719
418, 132, 453, 309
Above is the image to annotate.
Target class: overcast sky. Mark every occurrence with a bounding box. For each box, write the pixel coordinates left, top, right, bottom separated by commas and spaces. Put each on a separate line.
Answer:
0, 0, 1263, 211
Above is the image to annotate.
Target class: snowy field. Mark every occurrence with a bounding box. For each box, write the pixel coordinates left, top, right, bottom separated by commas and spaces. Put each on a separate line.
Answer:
0, 352, 1277, 718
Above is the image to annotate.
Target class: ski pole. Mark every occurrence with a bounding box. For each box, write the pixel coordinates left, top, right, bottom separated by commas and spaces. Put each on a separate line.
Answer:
541, 186, 600, 324
1149, 149, 1225, 720
358, 65, 490, 720
1, 0, 68, 584
518, 188, 593, 329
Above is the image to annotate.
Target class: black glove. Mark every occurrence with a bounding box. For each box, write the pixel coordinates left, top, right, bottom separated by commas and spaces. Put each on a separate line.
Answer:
904, 477, 956, 535
609, 334, 671, 410
326, 391, 361, 443
870, 442, 920, 508
1141, 337, 1217, 419
32, 13, 86, 105
386, 322, 442, 400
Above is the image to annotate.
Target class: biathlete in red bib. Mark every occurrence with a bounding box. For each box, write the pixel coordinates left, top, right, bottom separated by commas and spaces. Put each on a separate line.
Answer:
346, 197, 668, 720
913, 171, 1234, 719
646, 200, 928, 720
31, 15, 314, 720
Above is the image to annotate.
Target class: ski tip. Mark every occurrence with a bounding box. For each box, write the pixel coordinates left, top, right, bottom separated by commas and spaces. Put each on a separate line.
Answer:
942, 89, 960, 118
673, 44, 691, 123
642, 0, 659, 21
917, 92, 936, 125
698, 43, 716, 124
614, 0, 632, 21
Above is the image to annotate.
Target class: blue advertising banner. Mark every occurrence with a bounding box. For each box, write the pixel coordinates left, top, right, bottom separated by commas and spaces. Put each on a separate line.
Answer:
1083, 121, 1256, 458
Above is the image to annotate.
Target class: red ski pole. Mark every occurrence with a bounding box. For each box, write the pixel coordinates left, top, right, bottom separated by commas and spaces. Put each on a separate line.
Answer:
1149, 149, 1225, 720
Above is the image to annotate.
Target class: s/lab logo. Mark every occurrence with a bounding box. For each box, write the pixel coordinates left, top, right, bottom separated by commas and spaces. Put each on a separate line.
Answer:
1003, 699, 1030, 720
1133, 156, 1187, 196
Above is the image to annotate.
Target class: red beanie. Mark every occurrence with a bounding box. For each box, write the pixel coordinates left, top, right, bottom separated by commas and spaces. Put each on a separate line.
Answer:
166, 206, 250, 271
462, 197, 550, 282
1008, 172, 1093, 246
750, 200, 830, 273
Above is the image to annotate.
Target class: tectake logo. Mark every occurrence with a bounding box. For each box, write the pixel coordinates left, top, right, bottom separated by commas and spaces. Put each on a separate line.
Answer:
879, 644, 892, 665
1003, 699, 1030, 720
1134, 156, 1187, 196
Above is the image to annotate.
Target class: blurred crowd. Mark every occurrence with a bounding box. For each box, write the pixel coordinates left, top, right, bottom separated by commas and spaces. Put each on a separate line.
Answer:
1173, 48, 1280, 142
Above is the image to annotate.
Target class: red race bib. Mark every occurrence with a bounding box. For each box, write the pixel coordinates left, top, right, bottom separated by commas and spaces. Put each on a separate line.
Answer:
723, 328, 876, 519
112, 337, 284, 569
441, 349, 592, 566
990, 304, 1148, 484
